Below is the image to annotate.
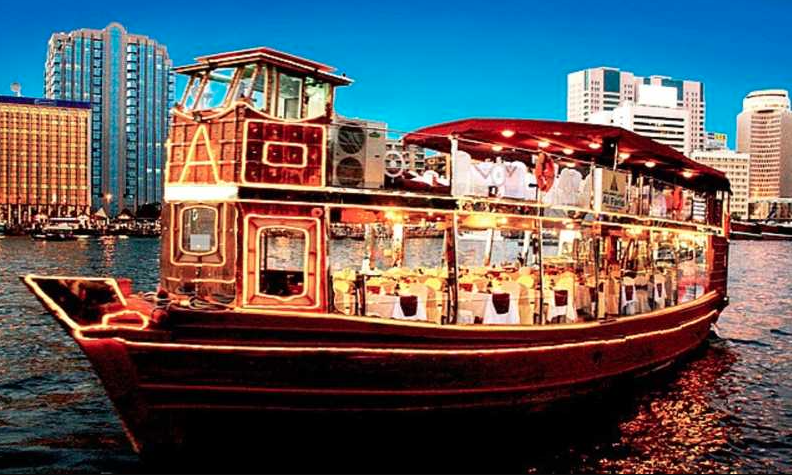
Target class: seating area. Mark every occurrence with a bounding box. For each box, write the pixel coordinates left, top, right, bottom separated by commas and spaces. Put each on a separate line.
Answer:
324, 203, 709, 326
330, 260, 686, 326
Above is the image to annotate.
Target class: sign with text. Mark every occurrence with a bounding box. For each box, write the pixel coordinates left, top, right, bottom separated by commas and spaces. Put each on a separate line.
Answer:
596, 169, 629, 213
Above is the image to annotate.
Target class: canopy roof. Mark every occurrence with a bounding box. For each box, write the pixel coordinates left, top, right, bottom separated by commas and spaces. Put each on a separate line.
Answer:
174, 46, 353, 86
403, 118, 730, 193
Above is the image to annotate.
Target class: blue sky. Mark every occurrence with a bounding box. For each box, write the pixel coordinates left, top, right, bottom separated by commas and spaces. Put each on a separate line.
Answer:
0, 0, 790, 148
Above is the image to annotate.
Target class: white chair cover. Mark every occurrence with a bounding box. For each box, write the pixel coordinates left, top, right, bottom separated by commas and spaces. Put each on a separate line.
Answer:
653, 274, 667, 310
555, 272, 579, 322
547, 288, 570, 323
634, 273, 651, 314
497, 281, 524, 325
621, 276, 638, 316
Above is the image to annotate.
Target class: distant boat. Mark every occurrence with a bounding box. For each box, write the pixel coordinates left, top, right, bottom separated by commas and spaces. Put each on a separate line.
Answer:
730, 220, 792, 240
32, 224, 77, 241
459, 230, 504, 241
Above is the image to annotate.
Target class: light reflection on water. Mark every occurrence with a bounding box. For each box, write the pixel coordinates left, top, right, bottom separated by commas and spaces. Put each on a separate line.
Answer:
0, 237, 789, 473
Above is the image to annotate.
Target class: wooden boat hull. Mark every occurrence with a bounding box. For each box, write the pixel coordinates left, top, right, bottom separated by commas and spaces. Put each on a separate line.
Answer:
22, 274, 726, 455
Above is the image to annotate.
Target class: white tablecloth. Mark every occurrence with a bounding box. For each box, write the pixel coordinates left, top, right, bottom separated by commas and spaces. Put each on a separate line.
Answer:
458, 290, 519, 325
366, 293, 427, 321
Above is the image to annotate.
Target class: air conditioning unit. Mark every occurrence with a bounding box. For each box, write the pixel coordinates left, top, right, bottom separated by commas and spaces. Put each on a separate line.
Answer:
330, 117, 386, 188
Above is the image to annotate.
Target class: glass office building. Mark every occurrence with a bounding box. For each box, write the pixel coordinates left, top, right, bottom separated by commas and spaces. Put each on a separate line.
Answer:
44, 22, 174, 215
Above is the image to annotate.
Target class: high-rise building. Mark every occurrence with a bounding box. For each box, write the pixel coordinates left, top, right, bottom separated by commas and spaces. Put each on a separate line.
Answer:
736, 89, 792, 200
0, 96, 91, 225
567, 67, 705, 151
589, 84, 691, 155
44, 22, 174, 215
691, 149, 750, 219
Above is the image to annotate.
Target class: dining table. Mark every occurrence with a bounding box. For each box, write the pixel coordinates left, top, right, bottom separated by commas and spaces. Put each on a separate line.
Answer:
458, 290, 520, 325
365, 292, 427, 321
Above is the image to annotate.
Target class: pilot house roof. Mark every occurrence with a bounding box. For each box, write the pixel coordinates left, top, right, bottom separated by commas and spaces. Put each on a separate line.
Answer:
173, 46, 354, 86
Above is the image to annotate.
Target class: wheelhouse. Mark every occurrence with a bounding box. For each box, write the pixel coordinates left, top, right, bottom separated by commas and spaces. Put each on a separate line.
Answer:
161, 47, 730, 327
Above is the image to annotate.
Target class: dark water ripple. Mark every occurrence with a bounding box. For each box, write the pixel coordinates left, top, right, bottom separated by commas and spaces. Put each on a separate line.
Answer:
0, 237, 789, 473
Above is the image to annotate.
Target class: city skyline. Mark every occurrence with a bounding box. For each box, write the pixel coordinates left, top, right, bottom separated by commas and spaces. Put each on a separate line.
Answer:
0, 0, 790, 150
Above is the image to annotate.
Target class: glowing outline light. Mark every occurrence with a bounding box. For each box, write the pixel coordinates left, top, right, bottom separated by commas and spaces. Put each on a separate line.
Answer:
169, 203, 228, 268
177, 205, 220, 257
242, 214, 322, 310
254, 225, 311, 302
262, 141, 309, 169
240, 118, 327, 188
176, 124, 222, 184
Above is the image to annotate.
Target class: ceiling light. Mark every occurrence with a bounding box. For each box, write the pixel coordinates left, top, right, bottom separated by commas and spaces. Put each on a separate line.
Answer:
589, 142, 601, 149
562, 148, 573, 155
682, 170, 693, 178
618, 152, 631, 160
492, 145, 503, 152
645, 161, 656, 168
501, 129, 515, 138
538, 140, 550, 148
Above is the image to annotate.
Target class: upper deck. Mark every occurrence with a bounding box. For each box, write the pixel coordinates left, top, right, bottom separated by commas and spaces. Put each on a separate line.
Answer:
163, 47, 731, 235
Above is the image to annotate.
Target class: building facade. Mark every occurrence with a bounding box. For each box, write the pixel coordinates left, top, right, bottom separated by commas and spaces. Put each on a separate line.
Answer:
736, 89, 792, 200
691, 149, 750, 219
0, 96, 91, 225
567, 67, 705, 151
589, 84, 691, 156
386, 139, 427, 173
44, 22, 174, 215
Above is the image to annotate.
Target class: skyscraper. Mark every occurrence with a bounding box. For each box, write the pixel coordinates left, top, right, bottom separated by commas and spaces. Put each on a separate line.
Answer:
44, 22, 174, 214
567, 67, 705, 151
736, 89, 792, 200
589, 84, 691, 155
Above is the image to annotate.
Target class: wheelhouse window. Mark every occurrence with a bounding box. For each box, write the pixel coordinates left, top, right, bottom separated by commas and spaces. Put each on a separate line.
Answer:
195, 68, 235, 110
259, 227, 307, 297
232, 64, 266, 110
276, 72, 302, 119
181, 75, 203, 110
181, 206, 217, 254
305, 77, 329, 118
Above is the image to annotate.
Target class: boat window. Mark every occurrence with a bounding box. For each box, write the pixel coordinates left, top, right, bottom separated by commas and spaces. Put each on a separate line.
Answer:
233, 64, 266, 110
455, 214, 540, 325
305, 77, 329, 118
259, 227, 307, 297
327, 208, 451, 322
677, 234, 707, 302
276, 72, 302, 119
195, 68, 235, 110
651, 230, 679, 309
540, 223, 581, 324
182, 75, 204, 110
181, 206, 218, 254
